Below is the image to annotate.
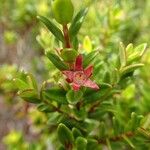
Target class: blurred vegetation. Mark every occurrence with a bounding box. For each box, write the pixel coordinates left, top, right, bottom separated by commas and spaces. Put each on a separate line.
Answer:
0, 0, 150, 150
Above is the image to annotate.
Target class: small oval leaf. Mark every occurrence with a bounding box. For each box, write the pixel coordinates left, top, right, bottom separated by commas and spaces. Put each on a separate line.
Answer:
18, 89, 40, 103
119, 42, 127, 68
43, 88, 68, 104
66, 90, 83, 104
120, 63, 144, 76
57, 123, 74, 145
75, 137, 87, 150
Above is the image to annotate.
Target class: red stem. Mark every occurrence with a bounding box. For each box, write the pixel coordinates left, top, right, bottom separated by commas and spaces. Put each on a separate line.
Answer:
97, 131, 134, 144
63, 24, 71, 48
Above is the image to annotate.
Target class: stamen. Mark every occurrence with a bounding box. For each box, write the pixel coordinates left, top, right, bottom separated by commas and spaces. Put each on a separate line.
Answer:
73, 71, 87, 85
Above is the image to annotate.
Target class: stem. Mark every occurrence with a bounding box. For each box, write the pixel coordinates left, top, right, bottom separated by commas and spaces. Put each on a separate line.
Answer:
76, 101, 83, 111
43, 99, 79, 122
97, 131, 134, 144
63, 24, 71, 48
23, 102, 30, 134
87, 89, 112, 114
88, 101, 100, 113
65, 143, 73, 150
106, 138, 112, 150
68, 62, 74, 70
24, 102, 30, 115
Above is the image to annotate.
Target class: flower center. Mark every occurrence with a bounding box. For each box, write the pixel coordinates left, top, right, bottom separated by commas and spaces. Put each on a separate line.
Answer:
73, 71, 87, 85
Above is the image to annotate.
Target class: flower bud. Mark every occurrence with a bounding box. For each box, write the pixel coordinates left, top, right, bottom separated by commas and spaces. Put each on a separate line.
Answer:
61, 48, 78, 62
52, 0, 74, 25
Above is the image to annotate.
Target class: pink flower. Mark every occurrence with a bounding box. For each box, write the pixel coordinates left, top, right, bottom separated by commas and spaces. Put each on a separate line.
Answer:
62, 54, 99, 91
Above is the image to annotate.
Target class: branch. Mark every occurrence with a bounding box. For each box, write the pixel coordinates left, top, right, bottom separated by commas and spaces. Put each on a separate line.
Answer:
97, 131, 134, 144
97, 127, 150, 145
88, 101, 100, 113
43, 99, 79, 122
63, 24, 71, 48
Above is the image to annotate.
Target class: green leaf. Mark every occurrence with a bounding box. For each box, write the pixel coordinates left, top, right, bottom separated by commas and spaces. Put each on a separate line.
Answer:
75, 137, 87, 150
86, 139, 101, 150
126, 43, 133, 55
13, 78, 29, 90
131, 112, 137, 131
119, 42, 127, 68
99, 122, 106, 138
106, 139, 112, 150
83, 84, 111, 104
26, 74, 38, 90
113, 117, 122, 135
134, 43, 147, 56
137, 128, 150, 138
112, 68, 120, 84
27, 74, 38, 90
72, 36, 79, 50
83, 51, 99, 68
26, 76, 33, 89
103, 71, 111, 83
60, 48, 78, 63
52, 0, 74, 25
127, 43, 147, 64
83, 36, 92, 53
66, 90, 83, 104
127, 54, 141, 64
18, 89, 40, 103
126, 112, 143, 132
57, 123, 74, 145
47, 112, 61, 125
69, 8, 88, 40
73, 107, 87, 120
120, 63, 144, 76
43, 88, 68, 104
72, 128, 82, 139
122, 135, 135, 149
46, 52, 69, 70
37, 103, 54, 113
88, 101, 114, 119
57, 146, 65, 150
37, 15, 64, 42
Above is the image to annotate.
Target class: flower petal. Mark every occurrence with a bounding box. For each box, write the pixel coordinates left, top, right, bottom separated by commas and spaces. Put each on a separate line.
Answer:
75, 54, 83, 71
84, 65, 93, 78
62, 71, 74, 82
72, 83, 80, 91
83, 79, 99, 90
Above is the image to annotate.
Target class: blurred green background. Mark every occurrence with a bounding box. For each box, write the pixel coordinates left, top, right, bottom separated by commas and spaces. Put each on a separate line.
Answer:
0, 0, 150, 150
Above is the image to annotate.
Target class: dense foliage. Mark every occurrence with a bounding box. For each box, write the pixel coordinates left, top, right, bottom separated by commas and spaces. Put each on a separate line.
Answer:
1, 0, 150, 150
